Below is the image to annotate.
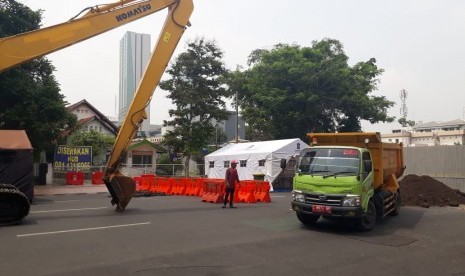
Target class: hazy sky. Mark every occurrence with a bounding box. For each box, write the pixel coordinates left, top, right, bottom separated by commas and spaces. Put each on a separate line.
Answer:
15, 0, 465, 133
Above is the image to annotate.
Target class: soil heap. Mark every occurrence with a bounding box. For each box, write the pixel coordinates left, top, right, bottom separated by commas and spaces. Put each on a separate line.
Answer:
399, 174, 465, 208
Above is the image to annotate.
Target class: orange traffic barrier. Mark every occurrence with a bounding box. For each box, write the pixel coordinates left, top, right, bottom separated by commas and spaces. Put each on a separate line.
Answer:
201, 179, 224, 203
254, 181, 271, 202
91, 171, 105, 185
157, 177, 171, 194
182, 178, 190, 195
236, 180, 256, 203
193, 178, 204, 196
198, 178, 207, 197
201, 180, 213, 201
139, 174, 155, 192
170, 178, 186, 195
149, 177, 163, 193
134, 176, 142, 191
132, 176, 271, 203
132, 176, 140, 192
134, 176, 271, 203
178, 178, 187, 195
184, 178, 200, 196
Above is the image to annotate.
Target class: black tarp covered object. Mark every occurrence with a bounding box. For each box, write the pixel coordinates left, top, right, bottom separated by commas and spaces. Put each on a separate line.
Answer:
0, 130, 34, 202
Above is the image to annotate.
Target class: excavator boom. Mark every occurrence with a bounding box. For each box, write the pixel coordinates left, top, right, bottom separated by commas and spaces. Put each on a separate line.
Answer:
0, 0, 194, 217
0, 0, 189, 72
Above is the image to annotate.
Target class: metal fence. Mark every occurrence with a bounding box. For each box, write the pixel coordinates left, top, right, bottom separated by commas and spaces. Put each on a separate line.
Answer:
120, 164, 205, 177
48, 164, 206, 184
403, 146, 465, 191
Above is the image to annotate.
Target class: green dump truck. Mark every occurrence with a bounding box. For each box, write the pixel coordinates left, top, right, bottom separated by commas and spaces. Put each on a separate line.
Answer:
290, 132, 405, 231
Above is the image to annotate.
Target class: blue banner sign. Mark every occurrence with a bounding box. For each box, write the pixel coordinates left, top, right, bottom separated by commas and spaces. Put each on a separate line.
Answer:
54, 145, 92, 172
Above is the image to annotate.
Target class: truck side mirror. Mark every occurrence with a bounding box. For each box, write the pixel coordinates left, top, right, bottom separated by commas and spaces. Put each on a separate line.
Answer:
280, 158, 287, 169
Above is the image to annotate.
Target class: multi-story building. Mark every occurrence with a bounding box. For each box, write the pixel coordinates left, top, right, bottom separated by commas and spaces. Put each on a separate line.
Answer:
119, 31, 151, 132
381, 119, 465, 146
223, 112, 246, 142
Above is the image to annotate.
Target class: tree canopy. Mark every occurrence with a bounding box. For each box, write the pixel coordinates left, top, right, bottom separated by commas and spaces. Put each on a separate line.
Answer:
68, 130, 115, 165
231, 39, 394, 141
159, 38, 230, 176
0, 0, 77, 160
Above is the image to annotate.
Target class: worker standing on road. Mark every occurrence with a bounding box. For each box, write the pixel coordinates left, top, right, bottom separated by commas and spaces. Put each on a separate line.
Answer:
223, 160, 239, 208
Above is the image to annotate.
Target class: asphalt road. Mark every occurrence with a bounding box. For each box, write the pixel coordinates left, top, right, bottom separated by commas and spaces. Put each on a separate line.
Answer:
1, 192, 465, 276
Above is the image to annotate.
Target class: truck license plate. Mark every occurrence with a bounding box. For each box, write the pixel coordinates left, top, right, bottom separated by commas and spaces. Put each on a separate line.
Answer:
312, 205, 331, 214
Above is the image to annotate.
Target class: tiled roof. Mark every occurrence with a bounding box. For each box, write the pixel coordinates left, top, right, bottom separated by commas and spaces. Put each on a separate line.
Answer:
128, 139, 167, 153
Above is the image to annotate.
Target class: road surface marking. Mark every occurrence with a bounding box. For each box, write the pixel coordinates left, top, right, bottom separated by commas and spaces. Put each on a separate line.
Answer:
17, 222, 151, 238
30, 207, 108, 213
34, 199, 80, 205
271, 195, 287, 198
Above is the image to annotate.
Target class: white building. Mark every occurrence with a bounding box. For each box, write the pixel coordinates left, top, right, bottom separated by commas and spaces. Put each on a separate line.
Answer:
67, 100, 118, 136
381, 119, 465, 146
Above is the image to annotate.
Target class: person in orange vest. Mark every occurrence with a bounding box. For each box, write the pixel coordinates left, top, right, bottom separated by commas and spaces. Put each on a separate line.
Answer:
223, 160, 240, 208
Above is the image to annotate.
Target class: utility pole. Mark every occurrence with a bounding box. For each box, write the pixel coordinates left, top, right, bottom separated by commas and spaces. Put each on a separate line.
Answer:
235, 90, 239, 143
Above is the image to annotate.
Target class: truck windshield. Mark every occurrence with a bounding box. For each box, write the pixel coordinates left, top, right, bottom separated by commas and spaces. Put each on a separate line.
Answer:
297, 148, 360, 177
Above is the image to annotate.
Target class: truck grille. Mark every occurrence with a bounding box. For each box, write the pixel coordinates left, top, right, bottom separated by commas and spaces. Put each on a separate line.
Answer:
305, 193, 343, 206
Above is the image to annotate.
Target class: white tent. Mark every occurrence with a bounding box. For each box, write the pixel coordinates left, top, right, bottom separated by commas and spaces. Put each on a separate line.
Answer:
204, 138, 309, 190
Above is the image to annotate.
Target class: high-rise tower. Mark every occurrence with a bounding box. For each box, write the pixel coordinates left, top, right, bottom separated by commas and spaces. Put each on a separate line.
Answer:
119, 31, 151, 131
400, 89, 408, 120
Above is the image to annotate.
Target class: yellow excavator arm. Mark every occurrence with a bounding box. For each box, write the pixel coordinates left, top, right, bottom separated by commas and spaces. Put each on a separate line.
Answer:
0, 0, 194, 212
0, 0, 193, 72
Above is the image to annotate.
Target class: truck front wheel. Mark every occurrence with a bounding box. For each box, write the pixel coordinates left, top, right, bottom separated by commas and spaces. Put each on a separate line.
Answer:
358, 200, 376, 231
296, 212, 319, 226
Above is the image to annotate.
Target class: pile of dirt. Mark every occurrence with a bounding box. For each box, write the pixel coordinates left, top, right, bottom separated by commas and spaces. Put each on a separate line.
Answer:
399, 174, 465, 208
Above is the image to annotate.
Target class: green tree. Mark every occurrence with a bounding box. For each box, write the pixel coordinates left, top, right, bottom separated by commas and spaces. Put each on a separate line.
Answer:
398, 117, 415, 127
160, 38, 230, 176
230, 39, 394, 141
0, 0, 77, 160
68, 130, 115, 165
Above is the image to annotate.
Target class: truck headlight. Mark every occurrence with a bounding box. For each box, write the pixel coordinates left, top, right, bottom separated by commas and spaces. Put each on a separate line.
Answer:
342, 195, 361, 207
292, 191, 305, 203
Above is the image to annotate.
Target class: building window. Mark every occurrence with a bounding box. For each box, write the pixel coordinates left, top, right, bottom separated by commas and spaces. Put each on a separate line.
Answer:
258, 159, 265, 166
395, 139, 399, 143
240, 160, 246, 167
224, 161, 230, 168
132, 152, 152, 167
209, 161, 214, 168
